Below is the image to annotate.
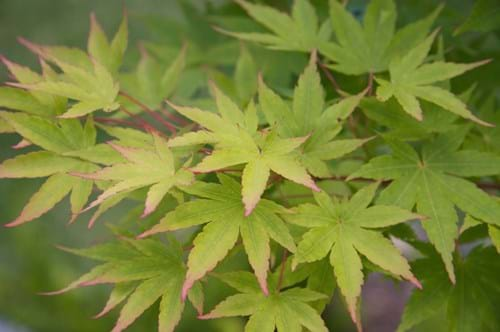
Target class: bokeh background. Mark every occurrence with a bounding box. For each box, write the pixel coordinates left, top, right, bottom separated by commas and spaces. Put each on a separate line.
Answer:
0, 0, 498, 331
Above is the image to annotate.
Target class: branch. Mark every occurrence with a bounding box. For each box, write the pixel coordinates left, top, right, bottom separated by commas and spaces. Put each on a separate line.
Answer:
119, 91, 177, 134
317, 60, 348, 97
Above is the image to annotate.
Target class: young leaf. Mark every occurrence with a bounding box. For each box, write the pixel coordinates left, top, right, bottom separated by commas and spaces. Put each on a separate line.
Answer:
200, 273, 328, 332
219, 0, 328, 52
167, 87, 319, 214
121, 46, 186, 109
259, 54, 370, 177
48, 239, 202, 332
88, 12, 128, 74
75, 132, 194, 218
140, 174, 296, 298
12, 39, 120, 118
375, 32, 491, 125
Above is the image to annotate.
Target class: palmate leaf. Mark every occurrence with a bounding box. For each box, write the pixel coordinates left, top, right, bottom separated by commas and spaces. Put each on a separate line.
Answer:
349, 131, 500, 282
9, 38, 120, 118
167, 85, 319, 215
0, 114, 104, 226
286, 183, 422, 326
398, 246, 500, 332
375, 31, 491, 125
219, 0, 330, 52
120, 45, 186, 109
87, 12, 128, 74
140, 174, 297, 299
1, 56, 67, 116
48, 238, 203, 332
320, 0, 442, 75
75, 131, 194, 218
200, 271, 328, 332
259, 52, 371, 178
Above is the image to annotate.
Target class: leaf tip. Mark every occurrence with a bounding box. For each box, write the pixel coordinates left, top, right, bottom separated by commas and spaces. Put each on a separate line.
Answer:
408, 275, 422, 289
181, 278, 194, 302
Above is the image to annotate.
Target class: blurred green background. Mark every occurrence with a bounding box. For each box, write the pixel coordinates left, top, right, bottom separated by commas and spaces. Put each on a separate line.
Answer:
0, 0, 497, 331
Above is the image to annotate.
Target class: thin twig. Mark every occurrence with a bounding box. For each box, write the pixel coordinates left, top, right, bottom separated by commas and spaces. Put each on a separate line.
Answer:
317, 60, 348, 97
119, 106, 155, 132
94, 117, 142, 129
120, 91, 177, 134
161, 108, 190, 126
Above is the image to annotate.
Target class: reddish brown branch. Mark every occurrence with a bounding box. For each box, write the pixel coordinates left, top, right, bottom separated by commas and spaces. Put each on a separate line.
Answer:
94, 117, 142, 129
317, 60, 348, 97
119, 91, 177, 134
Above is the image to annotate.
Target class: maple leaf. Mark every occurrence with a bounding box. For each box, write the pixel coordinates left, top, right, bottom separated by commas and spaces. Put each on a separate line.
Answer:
287, 182, 422, 325
375, 31, 491, 125
218, 0, 331, 52
349, 130, 500, 282
46, 238, 203, 332
320, 0, 442, 75
120, 45, 186, 109
0, 113, 103, 226
0, 56, 67, 116
200, 271, 328, 332
398, 246, 500, 332
8, 38, 120, 118
167, 85, 319, 215
75, 131, 194, 219
87, 12, 128, 74
259, 52, 371, 178
461, 214, 500, 254
139, 174, 297, 300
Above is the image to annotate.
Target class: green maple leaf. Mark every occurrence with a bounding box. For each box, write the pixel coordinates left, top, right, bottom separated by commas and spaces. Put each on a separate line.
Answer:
287, 182, 422, 324
461, 214, 500, 254
349, 130, 500, 282
9, 38, 120, 118
47, 238, 203, 332
398, 246, 500, 332
120, 45, 186, 109
199, 271, 328, 332
167, 86, 319, 215
218, 0, 331, 52
320, 0, 442, 75
0, 56, 67, 116
375, 31, 491, 125
140, 174, 297, 300
0, 113, 103, 226
87, 12, 128, 75
75, 131, 194, 218
466, 95, 500, 153
259, 52, 371, 178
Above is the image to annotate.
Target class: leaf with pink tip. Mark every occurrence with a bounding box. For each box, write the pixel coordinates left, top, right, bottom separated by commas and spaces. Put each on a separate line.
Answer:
242, 159, 270, 216
182, 216, 240, 300
94, 282, 137, 319
49, 239, 196, 332
240, 217, 271, 295
5, 173, 74, 227
78, 133, 193, 221
141, 175, 297, 297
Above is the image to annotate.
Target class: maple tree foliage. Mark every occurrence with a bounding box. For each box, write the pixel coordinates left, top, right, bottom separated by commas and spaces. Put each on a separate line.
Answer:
0, 0, 499, 331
